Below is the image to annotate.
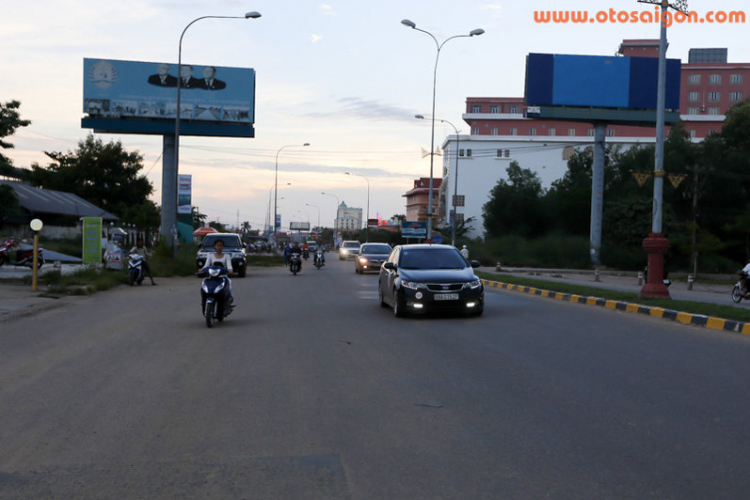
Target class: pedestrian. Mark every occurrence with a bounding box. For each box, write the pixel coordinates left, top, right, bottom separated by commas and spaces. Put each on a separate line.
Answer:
460, 245, 469, 260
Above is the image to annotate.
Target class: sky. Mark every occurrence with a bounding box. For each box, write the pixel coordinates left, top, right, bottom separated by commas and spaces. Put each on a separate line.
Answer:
2, 0, 748, 232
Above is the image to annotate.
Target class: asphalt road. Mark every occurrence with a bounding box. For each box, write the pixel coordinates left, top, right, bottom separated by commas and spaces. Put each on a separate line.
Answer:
2, 257, 750, 498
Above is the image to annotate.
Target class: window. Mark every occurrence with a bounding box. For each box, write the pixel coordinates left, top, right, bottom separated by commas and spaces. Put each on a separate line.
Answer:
687, 107, 700, 115
471, 127, 479, 135
587, 129, 595, 137
709, 129, 717, 135
568, 128, 576, 136
731, 74, 743, 85
509, 105, 519, 114
491, 127, 498, 135
708, 91, 721, 102
529, 128, 536, 136
607, 128, 615, 137
466, 149, 472, 157
452, 195, 465, 207
489, 105, 499, 113
459, 149, 472, 157
459, 149, 465, 157
510, 127, 517, 136
549, 128, 556, 136
730, 91, 743, 102
709, 74, 721, 85
470, 105, 482, 113
455, 213, 465, 224
688, 91, 700, 102
689, 129, 696, 138
707, 107, 721, 115
496, 149, 510, 158
688, 74, 701, 85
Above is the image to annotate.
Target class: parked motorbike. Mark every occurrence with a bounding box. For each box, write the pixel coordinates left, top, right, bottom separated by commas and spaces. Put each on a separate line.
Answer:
289, 253, 302, 275
314, 250, 324, 270
0, 238, 44, 269
128, 254, 144, 286
731, 271, 749, 303
201, 265, 233, 328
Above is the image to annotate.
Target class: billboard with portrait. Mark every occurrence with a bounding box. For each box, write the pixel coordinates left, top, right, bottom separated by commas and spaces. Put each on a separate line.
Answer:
83, 58, 255, 125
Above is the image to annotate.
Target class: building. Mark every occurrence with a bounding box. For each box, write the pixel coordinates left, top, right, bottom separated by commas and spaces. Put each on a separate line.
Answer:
336, 201, 362, 232
439, 39, 750, 239
403, 177, 442, 224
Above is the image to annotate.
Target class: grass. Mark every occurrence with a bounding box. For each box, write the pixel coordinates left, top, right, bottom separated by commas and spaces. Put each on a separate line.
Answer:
476, 271, 750, 324
33, 266, 128, 295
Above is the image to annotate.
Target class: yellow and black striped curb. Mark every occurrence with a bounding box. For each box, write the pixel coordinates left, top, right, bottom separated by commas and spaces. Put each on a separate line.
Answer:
481, 279, 750, 336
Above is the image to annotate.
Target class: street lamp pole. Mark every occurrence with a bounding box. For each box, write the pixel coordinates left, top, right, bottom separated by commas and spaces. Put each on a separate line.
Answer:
267, 183, 290, 237
345, 172, 370, 243
637, 0, 688, 299
401, 19, 484, 240
306, 203, 320, 229
321, 191, 340, 247
416, 114, 460, 246
274, 143, 310, 244
170, 11, 261, 258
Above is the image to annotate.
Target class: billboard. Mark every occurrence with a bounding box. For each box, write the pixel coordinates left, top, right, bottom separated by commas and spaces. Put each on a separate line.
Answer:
290, 222, 311, 231
178, 174, 192, 215
525, 53, 681, 112
401, 221, 427, 238
83, 58, 255, 125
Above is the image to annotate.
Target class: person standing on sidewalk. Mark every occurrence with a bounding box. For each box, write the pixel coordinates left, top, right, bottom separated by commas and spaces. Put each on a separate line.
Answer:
460, 245, 469, 260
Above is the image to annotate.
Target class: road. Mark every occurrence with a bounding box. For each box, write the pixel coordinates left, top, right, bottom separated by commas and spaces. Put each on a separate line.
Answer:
2, 257, 750, 498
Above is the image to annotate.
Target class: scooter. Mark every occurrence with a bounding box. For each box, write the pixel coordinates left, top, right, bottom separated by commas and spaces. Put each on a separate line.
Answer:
731, 271, 749, 303
314, 250, 325, 270
0, 238, 44, 269
303, 248, 310, 260
128, 254, 144, 286
289, 253, 302, 275
201, 265, 233, 328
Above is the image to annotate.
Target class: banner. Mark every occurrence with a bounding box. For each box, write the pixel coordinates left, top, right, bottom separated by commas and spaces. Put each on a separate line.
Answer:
82, 217, 102, 265
178, 174, 192, 214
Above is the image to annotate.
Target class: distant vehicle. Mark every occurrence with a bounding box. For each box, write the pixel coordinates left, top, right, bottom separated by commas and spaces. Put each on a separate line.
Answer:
306, 240, 318, 252
339, 240, 361, 260
355, 243, 392, 274
378, 244, 484, 317
196, 233, 247, 277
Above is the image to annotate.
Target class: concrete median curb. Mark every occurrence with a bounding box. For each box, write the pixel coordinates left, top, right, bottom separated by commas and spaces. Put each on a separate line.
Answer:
481, 279, 750, 336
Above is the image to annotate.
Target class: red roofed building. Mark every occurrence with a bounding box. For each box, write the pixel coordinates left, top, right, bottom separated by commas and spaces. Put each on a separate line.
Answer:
403, 177, 442, 224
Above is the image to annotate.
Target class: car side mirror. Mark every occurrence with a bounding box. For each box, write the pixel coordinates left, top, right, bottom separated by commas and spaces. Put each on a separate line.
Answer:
470, 260, 481, 268
383, 262, 396, 271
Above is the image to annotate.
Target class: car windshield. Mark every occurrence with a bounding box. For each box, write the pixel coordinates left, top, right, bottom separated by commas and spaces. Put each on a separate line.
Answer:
399, 248, 467, 270
343, 242, 359, 248
361, 245, 391, 255
200, 236, 242, 251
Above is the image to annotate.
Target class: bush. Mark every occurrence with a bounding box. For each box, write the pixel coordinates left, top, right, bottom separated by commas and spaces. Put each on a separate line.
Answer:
472, 234, 591, 268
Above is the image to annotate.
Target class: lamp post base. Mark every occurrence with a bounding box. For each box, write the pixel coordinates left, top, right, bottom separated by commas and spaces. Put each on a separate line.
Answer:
639, 232, 671, 299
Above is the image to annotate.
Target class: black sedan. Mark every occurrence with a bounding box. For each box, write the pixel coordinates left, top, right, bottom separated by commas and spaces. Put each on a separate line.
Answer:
378, 244, 484, 317
355, 243, 392, 274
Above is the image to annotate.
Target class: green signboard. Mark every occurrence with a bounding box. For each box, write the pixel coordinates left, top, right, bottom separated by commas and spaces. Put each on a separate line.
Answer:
82, 217, 102, 264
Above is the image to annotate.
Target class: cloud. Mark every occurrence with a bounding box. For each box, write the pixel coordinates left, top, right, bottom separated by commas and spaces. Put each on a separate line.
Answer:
304, 97, 416, 122
320, 4, 337, 15
311, 34, 323, 43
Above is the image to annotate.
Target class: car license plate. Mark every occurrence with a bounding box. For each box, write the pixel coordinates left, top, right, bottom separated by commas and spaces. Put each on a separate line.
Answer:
434, 293, 459, 301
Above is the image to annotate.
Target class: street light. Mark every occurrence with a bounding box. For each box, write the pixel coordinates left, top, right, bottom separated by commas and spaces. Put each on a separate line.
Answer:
169, 11, 261, 258
267, 182, 290, 237
321, 191, 340, 247
416, 114, 460, 246
636, 0, 688, 299
401, 18, 484, 240
344, 172, 370, 243
274, 143, 310, 243
305, 203, 320, 229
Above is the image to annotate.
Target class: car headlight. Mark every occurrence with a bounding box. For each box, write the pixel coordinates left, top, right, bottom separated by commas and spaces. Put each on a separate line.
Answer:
400, 281, 424, 290
359, 257, 368, 264
341, 249, 348, 254
466, 279, 482, 289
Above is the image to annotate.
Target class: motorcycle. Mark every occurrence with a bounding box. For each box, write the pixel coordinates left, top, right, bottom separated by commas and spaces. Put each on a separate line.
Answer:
128, 254, 144, 286
289, 253, 302, 275
0, 238, 44, 269
731, 271, 749, 303
201, 265, 234, 328
303, 248, 310, 260
314, 250, 325, 270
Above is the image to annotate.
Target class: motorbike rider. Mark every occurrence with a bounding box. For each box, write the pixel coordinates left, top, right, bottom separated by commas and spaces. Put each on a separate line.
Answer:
128, 237, 156, 285
202, 238, 234, 303
289, 241, 303, 267
742, 261, 750, 294
314, 246, 326, 266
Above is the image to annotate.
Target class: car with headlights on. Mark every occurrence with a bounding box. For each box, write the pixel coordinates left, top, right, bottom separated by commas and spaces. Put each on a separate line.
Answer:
338, 240, 361, 260
378, 244, 483, 317
196, 233, 247, 277
355, 243, 392, 274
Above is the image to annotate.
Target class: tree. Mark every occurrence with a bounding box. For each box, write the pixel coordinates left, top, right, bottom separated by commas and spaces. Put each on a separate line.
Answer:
0, 100, 31, 177
30, 133, 158, 229
483, 161, 548, 239
192, 207, 208, 228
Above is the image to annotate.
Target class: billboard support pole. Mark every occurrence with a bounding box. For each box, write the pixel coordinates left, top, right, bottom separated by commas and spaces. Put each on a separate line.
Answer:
161, 134, 177, 250
590, 123, 606, 266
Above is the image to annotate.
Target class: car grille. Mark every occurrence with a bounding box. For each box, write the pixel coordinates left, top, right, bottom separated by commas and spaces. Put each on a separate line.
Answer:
425, 283, 464, 292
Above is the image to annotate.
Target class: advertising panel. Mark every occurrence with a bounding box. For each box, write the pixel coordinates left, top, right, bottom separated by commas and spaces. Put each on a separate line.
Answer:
290, 222, 311, 231
178, 174, 192, 215
82, 217, 102, 265
83, 58, 255, 124
401, 221, 427, 238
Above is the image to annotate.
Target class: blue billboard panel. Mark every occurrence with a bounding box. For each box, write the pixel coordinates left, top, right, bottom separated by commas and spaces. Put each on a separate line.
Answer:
526, 53, 680, 111
83, 58, 255, 124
